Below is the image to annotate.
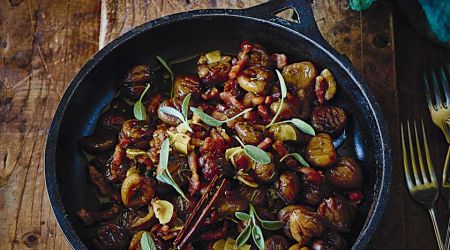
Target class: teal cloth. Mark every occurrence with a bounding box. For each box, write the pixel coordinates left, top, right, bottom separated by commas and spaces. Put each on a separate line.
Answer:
418, 0, 450, 43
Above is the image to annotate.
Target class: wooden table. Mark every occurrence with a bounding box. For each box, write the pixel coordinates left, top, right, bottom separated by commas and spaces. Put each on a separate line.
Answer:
1, 0, 449, 249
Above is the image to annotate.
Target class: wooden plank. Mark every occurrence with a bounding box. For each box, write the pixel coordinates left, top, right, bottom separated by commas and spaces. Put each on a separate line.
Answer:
0, 0, 100, 249
394, 11, 450, 250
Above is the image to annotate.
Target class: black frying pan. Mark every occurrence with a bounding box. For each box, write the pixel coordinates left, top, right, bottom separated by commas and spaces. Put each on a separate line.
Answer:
45, 0, 392, 249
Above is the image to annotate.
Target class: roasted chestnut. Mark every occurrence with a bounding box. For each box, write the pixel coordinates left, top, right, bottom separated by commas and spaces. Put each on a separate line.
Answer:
237, 66, 273, 94
311, 106, 347, 137
235, 121, 264, 145
306, 133, 337, 168
173, 75, 202, 98
326, 157, 363, 189
299, 174, 331, 206
248, 43, 273, 68
121, 173, 155, 208
265, 235, 290, 250
289, 209, 325, 245
317, 197, 354, 232
275, 171, 301, 204
311, 231, 348, 250
238, 184, 267, 206
97, 223, 130, 250
121, 65, 153, 101
253, 153, 277, 183
282, 62, 317, 90
119, 119, 153, 149
269, 94, 301, 121
157, 98, 183, 126
197, 53, 232, 85
277, 205, 314, 223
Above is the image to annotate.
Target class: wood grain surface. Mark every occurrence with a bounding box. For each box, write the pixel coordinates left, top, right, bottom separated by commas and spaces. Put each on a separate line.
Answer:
0, 0, 449, 249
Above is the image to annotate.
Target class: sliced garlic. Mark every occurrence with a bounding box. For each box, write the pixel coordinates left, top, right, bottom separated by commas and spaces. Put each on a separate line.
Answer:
126, 148, 148, 158
167, 131, 191, 155
321, 69, 337, 101
205, 50, 222, 64
176, 123, 188, 134
151, 199, 174, 224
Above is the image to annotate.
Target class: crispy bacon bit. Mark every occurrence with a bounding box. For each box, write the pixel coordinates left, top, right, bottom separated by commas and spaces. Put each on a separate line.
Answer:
299, 167, 323, 185
271, 53, 288, 69
257, 137, 273, 151
188, 151, 201, 195
348, 191, 364, 202
272, 140, 288, 158
145, 93, 162, 116
202, 211, 219, 227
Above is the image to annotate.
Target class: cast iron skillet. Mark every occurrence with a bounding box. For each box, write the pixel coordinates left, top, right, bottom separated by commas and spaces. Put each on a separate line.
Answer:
45, 0, 392, 249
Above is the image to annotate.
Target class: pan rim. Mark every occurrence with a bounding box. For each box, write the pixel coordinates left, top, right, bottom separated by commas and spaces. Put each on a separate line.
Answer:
45, 9, 391, 250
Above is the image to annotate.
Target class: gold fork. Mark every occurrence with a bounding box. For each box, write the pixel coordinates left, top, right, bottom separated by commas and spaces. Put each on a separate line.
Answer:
401, 120, 444, 250
424, 65, 450, 249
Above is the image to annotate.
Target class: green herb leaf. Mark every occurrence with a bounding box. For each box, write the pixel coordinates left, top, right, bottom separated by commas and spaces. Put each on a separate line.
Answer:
251, 224, 265, 250
268, 69, 287, 126
280, 153, 310, 167
140, 232, 156, 250
182, 93, 191, 118
134, 101, 147, 120
156, 56, 174, 97
290, 118, 315, 136
156, 56, 174, 82
159, 107, 185, 122
244, 145, 271, 165
190, 107, 223, 126
133, 83, 151, 120
190, 107, 252, 127
156, 170, 187, 200
260, 220, 285, 230
236, 223, 252, 247
159, 138, 170, 169
233, 136, 271, 165
235, 212, 252, 221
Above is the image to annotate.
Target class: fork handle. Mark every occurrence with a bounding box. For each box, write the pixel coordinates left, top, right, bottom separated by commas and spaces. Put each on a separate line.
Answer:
429, 208, 445, 250
445, 216, 450, 250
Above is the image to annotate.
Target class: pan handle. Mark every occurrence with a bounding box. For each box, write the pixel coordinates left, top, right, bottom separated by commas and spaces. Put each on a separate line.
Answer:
241, 0, 324, 42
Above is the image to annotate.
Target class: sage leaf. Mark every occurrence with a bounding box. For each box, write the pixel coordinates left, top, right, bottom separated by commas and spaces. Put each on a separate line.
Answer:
190, 107, 252, 127
260, 220, 284, 230
134, 101, 147, 121
181, 93, 191, 118
159, 139, 170, 169
281, 153, 310, 167
133, 83, 151, 120
235, 212, 252, 221
268, 69, 287, 126
156, 56, 174, 82
157, 138, 187, 199
251, 224, 265, 250
156, 170, 187, 200
140, 232, 156, 250
244, 145, 271, 165
290, 118, 315, 136
190, 107, 222, 126
159, 107, 185, 122
236, 223, 252, 247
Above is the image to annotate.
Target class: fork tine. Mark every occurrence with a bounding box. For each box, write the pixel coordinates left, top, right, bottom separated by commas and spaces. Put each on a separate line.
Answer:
440, 67, 450, 107
421, 119, 438, 183
414, 120, 429, 183
431, 70, 443, 108
424, 74, 435, 111
401, 123, 414, 190
407, 121, 422, 185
